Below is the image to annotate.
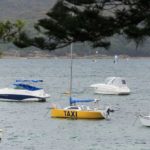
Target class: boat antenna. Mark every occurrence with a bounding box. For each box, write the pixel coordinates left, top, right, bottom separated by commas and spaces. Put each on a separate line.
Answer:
69, 43, 73, 106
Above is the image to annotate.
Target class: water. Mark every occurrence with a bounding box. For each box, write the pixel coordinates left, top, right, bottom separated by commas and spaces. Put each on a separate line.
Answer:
0, 58, 150, 150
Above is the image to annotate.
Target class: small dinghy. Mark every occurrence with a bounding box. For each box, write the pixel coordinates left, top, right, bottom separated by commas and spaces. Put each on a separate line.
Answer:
139, 115, 150, 127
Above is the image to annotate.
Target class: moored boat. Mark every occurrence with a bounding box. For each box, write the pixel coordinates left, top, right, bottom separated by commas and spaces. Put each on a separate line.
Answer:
51, 98, 112, 119
51, 43, 113, 120
0, 80, 50, 102
139, 115, 150, 127
90, 77, 130, 95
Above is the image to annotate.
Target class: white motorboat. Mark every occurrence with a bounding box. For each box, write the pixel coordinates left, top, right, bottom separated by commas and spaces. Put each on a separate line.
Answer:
90, 77, 130, 95
0, 80, 50, 102
139, 115, 150, 127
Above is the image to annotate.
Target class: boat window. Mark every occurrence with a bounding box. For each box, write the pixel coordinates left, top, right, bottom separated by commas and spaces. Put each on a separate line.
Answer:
67, 106, 79, 110
122, 80, 126, 84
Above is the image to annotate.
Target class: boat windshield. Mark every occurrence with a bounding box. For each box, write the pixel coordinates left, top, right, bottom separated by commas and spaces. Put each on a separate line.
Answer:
105, 77, 115, 84
65, 106, 81, 110
105, 77, 127, 87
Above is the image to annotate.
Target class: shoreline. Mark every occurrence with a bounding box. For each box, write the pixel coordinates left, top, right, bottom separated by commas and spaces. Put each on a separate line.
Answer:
1, 55, 150, 59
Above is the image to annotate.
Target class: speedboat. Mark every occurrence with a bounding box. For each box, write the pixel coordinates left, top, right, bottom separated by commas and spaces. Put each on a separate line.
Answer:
0, 80, 50, 102
90, 77, 130, 95
51, 98, 113, 119
139, 114, 150, 127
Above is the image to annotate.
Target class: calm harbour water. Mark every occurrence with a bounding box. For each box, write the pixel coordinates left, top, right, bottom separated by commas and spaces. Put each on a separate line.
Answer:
0, 58, 150, 150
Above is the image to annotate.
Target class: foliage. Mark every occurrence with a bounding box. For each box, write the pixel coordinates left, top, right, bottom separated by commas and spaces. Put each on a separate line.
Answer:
13, 0, 150, 50
0, 20, 25, 43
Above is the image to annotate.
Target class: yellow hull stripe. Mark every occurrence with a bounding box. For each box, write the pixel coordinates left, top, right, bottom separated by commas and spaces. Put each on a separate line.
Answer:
51, 109, 105, 119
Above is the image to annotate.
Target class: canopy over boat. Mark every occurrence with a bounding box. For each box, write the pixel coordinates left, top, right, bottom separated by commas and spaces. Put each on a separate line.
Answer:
13, 83, 42, 91
13, 79, 44, 91
104, 77, 126, 87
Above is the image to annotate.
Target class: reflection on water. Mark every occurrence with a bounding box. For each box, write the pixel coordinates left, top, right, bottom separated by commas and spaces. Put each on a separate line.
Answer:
0, 58, 150, 150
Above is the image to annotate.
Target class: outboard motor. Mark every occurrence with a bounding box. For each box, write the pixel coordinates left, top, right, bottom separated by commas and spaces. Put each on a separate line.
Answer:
105, 107, 115, 119
107, 107, 115, 115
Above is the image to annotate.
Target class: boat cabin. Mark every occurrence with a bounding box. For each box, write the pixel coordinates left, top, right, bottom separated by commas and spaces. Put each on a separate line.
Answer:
105, 77, 127, 87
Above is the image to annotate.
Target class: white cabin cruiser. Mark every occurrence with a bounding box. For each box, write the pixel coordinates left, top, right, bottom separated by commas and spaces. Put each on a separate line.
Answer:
0, 80, 50, 102
90, 77, 130, 95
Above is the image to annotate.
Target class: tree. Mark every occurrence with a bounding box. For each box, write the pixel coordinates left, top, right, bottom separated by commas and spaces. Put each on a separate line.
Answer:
13, 0, 150, 50
114, 0, 150, 47
0, 20, 25, 43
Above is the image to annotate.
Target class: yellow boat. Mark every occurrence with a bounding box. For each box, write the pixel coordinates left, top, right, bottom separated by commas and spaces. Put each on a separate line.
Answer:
51, 99, 111, 119
50, 44, 113, 120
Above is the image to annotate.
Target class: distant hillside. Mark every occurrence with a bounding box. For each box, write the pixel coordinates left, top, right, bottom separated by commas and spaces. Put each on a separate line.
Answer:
0, 0, 55, 21
0, 0, 57, 57
0, 0, 150, 57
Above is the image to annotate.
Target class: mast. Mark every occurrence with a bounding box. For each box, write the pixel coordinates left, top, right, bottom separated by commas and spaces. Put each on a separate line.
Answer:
69, 43, 73, 105
69, 0, 75, 106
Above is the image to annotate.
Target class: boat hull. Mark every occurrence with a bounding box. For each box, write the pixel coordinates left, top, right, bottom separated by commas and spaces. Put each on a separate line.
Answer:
51, 108, 105, 119
91, 84, 130, 95
0, 94, 46, 102
0, 88, 50, 102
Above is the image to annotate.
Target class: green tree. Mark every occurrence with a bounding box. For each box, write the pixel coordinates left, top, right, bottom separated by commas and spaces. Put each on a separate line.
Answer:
0, 20, 25, 43
13, 0, 150, 50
